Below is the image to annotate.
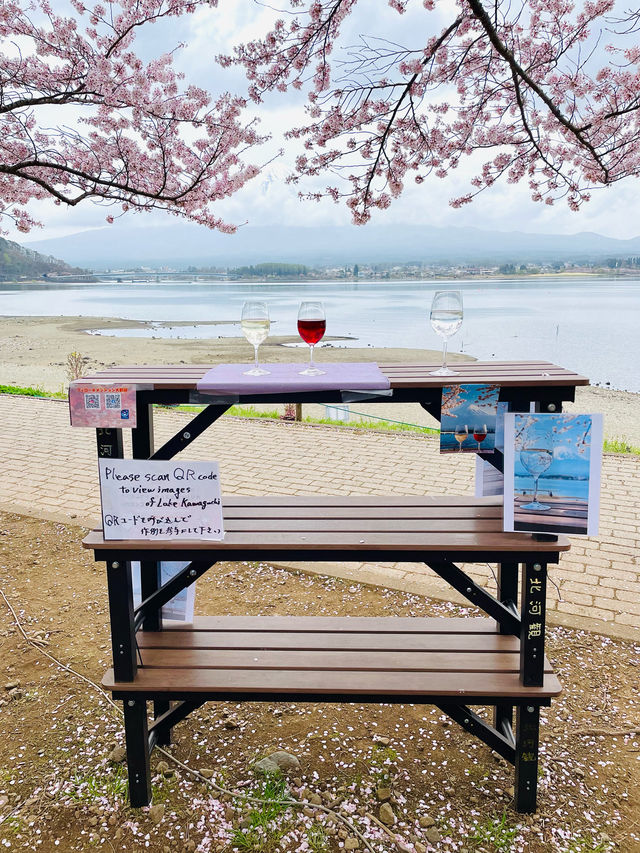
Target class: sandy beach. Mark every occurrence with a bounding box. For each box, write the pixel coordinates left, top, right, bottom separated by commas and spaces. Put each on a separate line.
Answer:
2, 314, 639, 445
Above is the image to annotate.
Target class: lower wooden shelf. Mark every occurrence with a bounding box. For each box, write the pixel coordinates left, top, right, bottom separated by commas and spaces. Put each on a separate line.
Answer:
104, 616, 561, 702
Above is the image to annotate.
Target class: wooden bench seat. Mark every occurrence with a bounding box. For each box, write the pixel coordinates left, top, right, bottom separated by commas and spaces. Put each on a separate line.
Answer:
104, 616, 560, 702
84, 495, 570, 561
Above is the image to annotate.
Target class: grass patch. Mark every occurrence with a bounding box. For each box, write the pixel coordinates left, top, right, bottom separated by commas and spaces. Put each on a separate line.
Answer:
0, 383, 67, 399
470, 811, 519, 851
603, 437, 640, 455
66, 764, 128, 802
230, 774, 295, 852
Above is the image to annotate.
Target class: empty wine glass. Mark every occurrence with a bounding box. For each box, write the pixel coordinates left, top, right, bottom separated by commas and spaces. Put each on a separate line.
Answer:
473, 423, 488, 450
454, 424, 468, 451
429, 290, 463, 376
241, 300, 270, 376
519, 424, 554, 511
298, 301, 326, 376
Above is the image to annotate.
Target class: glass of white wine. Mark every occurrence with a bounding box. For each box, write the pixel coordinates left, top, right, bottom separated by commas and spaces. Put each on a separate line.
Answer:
241, 300, 270, 376
454, 424, 468, 451
519, 425, 554, 511
429, 290, 463, 376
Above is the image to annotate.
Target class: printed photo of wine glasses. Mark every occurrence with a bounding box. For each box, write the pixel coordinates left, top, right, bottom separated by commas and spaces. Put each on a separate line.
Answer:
439, 383, 500, 454
503, 412, 603, 536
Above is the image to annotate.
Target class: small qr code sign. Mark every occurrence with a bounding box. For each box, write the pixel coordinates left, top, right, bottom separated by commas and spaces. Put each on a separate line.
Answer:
105, 392, 122, 409
84, 393, 101, 410
69, 383, 138, 428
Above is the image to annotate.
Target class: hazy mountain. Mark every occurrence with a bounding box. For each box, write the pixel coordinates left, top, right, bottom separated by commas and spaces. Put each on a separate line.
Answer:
0, 235, 89, 279
23, 222, 640, 270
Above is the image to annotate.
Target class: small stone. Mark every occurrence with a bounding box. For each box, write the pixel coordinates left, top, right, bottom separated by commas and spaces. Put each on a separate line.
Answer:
344, 838, 359, 850
307, 792, 322, 806
224, 806, 234, 822
303, 807, 315, 818
373, 735, 390, 746
9, 688, 23, 700
376, 787, 391, 802
253, 757, 281, 776
267, 750, 301, 771
415, 844, 427, 853
379, 803, 396, 826
108, 816, 117, 826
419, 815, 435, 828
88, 816, 98, 827
200, 768, 215, 779
426, 827, 441, 845
156, 761, 169, 776
148, 803, 164, 824
4, 681, 20, 691
292, 777, 302, 788
108, 746, 126, 763
224, 718, 240, 729
396, 843, 412, 853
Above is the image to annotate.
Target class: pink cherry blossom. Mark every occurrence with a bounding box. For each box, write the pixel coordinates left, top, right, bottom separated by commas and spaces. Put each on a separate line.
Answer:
0, 0, 265, 233
225, 0, 640, 223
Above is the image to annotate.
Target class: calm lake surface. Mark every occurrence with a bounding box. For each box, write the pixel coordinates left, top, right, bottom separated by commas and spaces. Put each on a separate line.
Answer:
1, 277, 638, 391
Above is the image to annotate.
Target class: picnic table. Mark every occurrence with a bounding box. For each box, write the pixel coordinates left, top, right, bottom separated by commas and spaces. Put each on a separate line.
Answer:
81, 360, 588, 812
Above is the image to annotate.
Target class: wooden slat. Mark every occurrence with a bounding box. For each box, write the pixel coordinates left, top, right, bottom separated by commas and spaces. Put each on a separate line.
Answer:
84, 528, 570, 552
82, 360, 589, 391
165, 615, 498, 633
102, 666, 562, 698
138, 648, 554, 673
137, 630, 520, 652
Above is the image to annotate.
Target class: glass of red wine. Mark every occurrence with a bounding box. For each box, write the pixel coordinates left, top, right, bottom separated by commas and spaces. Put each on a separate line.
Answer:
473, 423, 488, 450
297, 301, 326, 375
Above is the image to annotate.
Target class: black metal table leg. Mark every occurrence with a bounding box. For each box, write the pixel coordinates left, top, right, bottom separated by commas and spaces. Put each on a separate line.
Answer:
132, 400, 171, 738
123, 698, 152, 807
515, 704, 541, 812
494, 561, 519, 736
106, 559, 137, 682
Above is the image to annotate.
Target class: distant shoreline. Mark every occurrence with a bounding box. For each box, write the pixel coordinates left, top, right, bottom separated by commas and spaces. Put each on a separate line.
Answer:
3, 270, 639, 286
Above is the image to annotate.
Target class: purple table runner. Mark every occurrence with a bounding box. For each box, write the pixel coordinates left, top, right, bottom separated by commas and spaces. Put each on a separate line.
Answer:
196, 362, 391, 395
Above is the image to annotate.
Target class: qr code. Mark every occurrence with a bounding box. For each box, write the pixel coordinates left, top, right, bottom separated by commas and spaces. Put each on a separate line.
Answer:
84, 393, 101, 410
105, 393, 122, 410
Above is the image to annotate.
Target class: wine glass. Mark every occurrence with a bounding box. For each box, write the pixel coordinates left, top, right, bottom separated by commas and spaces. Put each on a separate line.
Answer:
429, 290, 463, 376
241, 300, 270, 376
519, 425, 554, 511
473, 423, 488, 450
298, 301, 326, 376
454, 424, 468, 452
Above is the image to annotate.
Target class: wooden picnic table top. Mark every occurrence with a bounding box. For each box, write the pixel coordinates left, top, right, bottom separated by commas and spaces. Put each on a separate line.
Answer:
82, 360, 589, 391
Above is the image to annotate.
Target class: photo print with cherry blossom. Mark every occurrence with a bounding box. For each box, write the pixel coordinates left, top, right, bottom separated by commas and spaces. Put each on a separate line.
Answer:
440, 383, 501, 454
503, 413, 603, 536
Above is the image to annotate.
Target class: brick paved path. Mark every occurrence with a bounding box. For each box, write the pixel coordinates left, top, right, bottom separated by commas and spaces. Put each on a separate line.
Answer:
1, 395, 638, 641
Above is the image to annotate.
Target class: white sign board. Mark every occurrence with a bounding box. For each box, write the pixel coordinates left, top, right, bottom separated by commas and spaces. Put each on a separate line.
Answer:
98, 460, 224, 541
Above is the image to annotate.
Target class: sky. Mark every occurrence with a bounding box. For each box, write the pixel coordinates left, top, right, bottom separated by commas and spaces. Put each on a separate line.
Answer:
10, 0, 640, 243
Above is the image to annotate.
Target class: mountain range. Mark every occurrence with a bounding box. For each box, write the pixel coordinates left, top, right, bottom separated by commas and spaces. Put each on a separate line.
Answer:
23, 222, 640, 270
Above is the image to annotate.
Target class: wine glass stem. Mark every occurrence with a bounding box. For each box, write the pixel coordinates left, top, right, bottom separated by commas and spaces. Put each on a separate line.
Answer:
441, 339, 448, 370
532, 476, 539, 503
253, 344, 259, 370
309, 344, 315, 369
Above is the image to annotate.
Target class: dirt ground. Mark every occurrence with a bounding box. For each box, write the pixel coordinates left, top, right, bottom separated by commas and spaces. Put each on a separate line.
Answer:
0, 512, 639, 853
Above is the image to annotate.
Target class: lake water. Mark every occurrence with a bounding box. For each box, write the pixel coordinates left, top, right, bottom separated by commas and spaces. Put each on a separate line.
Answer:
1, 277, 638, 391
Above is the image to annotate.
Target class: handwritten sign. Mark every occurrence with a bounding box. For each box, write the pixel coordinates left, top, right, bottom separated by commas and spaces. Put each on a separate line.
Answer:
98, 460, 224, 541
70, 382, 138, 428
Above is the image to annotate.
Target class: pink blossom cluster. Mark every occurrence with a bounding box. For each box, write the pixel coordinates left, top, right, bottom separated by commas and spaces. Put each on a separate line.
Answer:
225, 0, 640, 223
0, 0, 264, 232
